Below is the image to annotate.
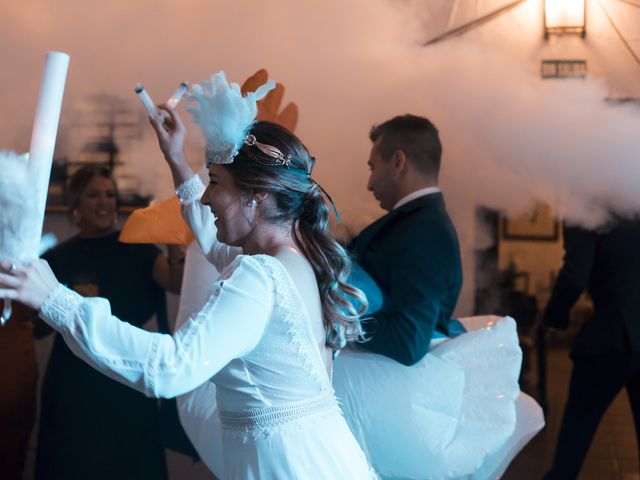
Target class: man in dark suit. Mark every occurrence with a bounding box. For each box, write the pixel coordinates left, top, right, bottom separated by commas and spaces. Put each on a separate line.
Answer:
543, 216, 640, 479
349, 114, 463, 366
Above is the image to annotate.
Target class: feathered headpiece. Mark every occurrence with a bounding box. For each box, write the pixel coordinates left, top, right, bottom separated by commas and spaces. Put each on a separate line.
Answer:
185, 71, 276, 165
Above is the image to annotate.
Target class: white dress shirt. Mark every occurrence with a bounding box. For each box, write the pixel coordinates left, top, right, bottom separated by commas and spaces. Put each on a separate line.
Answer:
393, 186, 440, 210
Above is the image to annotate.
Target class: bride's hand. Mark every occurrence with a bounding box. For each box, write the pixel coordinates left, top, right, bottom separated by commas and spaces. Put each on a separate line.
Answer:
149, 104, 187, 166
0, 260, 60, 311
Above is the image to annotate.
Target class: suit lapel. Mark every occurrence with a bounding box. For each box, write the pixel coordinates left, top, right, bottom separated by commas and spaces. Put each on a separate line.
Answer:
351, 193, 445, 258
351, 209, 401, 259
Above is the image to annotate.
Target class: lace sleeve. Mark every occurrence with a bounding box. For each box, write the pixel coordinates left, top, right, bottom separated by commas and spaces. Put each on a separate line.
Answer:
176, 173, 206, 205
38, 256, 274, 398
177, 173, 242, 271
39, 283, 83, 328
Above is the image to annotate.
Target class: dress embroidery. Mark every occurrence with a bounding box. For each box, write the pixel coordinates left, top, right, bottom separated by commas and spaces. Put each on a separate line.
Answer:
40, 284, 83, 329
219, 393, 338, 431
253, 255, 332, 394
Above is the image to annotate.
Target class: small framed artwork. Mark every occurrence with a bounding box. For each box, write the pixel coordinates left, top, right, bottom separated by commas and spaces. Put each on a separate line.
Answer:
45, 94, 150, 213
502, 203, 560, 242
541, 60, 587, 78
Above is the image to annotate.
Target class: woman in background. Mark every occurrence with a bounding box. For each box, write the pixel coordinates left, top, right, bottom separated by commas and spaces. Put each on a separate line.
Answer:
34, 164, 184, 480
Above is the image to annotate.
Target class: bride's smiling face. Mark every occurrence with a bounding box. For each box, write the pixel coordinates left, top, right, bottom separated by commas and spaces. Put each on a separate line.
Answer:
201, 164, 253, 246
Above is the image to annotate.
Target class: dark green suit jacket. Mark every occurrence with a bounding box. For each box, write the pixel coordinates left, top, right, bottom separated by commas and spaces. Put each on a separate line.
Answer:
349, 193, 463, 365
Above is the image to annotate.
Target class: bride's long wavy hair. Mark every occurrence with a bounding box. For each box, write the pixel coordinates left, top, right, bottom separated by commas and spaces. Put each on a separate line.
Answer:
225, 121, 367, 349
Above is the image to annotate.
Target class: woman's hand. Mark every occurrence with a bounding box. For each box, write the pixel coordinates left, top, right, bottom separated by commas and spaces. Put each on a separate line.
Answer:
149, 104, 186, 163
149, 104, 195, 188
0, 260, 60, 311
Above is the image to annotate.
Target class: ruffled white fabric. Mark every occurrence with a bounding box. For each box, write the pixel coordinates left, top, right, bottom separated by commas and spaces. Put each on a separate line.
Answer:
333, 316, 523, 479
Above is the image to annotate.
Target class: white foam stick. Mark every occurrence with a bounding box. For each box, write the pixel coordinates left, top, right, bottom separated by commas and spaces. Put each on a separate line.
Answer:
135, 83, 158, 116
167, 82, 188, 108
27, 51, 70, 260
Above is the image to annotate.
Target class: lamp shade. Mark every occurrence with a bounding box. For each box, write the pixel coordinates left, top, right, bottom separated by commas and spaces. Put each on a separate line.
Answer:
544, 0, 586, 37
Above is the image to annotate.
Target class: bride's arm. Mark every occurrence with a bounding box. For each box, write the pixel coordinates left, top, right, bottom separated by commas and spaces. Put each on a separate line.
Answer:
149, 104, 241, 271
35, 256, 273, 398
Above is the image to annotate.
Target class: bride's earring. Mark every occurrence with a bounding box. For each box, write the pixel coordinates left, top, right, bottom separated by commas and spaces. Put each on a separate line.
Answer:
241, 198, 258, 228
72, 209, 82, 225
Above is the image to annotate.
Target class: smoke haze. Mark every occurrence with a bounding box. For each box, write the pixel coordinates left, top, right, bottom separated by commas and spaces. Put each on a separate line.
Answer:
2, 0, 640, 311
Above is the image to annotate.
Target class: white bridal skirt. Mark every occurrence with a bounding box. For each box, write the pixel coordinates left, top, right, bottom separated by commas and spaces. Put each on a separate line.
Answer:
175, 242, 544, 479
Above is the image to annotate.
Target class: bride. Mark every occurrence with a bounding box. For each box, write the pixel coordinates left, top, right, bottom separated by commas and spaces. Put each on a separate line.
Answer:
0, 72, 376, 479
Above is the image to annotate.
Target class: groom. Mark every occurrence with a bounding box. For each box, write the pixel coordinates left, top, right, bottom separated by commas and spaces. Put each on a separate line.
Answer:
349, 114, 463, 366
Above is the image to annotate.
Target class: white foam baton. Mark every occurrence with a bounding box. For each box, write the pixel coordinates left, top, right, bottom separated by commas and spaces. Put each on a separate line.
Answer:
167, 82, 188, 108
135, 83, 158, 116
135, 82, 189, 117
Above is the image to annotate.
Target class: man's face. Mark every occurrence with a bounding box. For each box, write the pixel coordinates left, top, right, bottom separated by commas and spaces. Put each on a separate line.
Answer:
367, 138, 398, 212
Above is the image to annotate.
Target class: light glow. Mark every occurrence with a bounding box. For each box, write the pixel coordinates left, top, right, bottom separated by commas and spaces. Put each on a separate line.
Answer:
167, 82, 188, 108
545, 0, 585, 29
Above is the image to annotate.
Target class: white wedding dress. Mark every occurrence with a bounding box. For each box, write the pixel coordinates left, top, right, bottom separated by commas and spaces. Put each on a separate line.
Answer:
173, 176, 544, 480
38, 174, 375, 480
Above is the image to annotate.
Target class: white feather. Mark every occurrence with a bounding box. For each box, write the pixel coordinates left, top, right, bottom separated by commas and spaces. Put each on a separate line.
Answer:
185, 71, 275, 165
0, 150, 46, 263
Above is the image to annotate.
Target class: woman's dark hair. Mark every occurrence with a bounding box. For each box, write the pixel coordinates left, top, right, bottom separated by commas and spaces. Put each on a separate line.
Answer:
67, 164, 119, 214
227, 121, 367, 349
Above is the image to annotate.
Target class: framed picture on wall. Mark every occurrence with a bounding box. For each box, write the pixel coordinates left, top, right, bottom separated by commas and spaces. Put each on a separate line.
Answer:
45, 159, 151, 214
45, 94, 150, 213
502, 203, 560, 242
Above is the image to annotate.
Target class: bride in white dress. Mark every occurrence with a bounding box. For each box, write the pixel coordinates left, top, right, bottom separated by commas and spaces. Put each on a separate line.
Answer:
0, 73, 376, 479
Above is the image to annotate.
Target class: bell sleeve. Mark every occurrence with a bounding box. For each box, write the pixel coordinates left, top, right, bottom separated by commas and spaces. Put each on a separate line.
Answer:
38, 255, 274, 398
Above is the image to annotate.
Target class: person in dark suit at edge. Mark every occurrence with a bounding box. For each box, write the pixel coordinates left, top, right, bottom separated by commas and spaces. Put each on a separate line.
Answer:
349, 114, 464, 366
543, 214, 640, 479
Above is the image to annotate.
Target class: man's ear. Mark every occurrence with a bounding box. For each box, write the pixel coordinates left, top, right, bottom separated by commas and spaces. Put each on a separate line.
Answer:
391, 150, 408, 175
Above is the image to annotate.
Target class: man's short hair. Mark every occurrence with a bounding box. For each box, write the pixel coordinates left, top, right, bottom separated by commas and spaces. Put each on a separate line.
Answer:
369, 114, 442, 179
